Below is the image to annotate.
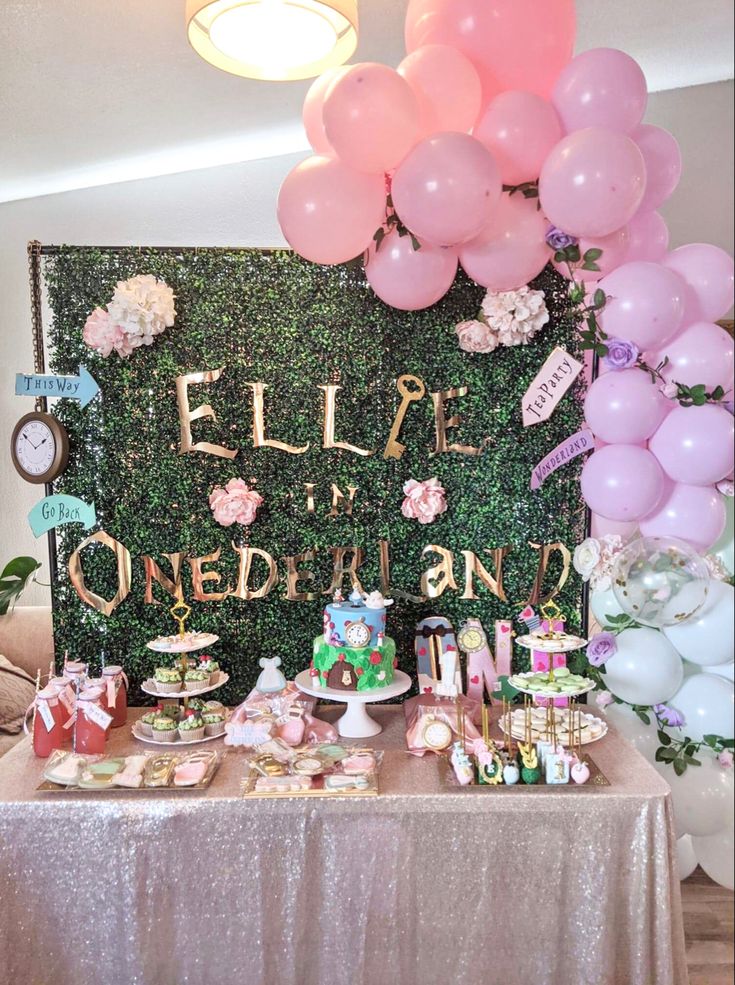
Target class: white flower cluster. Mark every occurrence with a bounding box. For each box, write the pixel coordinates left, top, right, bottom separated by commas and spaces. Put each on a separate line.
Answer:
107, 274, 176, 349
456, 286, 549, 354
573, 535, 624, 592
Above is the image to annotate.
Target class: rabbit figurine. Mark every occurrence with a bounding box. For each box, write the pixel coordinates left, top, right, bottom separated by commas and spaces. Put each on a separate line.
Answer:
255, 657, 287, 695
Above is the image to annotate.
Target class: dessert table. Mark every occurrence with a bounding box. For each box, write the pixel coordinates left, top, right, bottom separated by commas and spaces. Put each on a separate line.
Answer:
0, 707, 688, 985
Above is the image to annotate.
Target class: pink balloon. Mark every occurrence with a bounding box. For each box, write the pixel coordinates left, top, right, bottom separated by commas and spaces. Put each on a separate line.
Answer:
553, 48, 648, 134
322, 63, 420, 174
539, 128, 646, 238
552, 226, 630, 283
652, 322, 735, 392
640, 482, 727, 552
277, 156, 386, 266
405, 0, 576, 104
392, 133, 501, 248
584, 370, 668, 444
459, 192, 549, 291
581, 445, 665, 521
626, 211, 669, 262
590, 514, 639, 540
664, 244, 735, 323
302, 67, 349, 155
474, 91, 562, 186
649, 405, 735, 486
398, 44, 482, 136
633, 125, 682, 212
598, 262, 686, 350
365, 230, 458, 311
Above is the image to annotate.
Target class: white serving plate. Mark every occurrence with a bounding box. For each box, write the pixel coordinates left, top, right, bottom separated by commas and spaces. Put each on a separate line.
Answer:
141, 672, 229, 699
508, 672, 596, 699
515, 633, 587, 653
499, 712, 608, 746
146, 632, 219, 654
131, 722, 225, 746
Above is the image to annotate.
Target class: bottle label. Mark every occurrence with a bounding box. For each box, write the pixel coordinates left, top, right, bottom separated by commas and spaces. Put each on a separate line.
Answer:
82, 702, 113, 731
37, 701, 56, 733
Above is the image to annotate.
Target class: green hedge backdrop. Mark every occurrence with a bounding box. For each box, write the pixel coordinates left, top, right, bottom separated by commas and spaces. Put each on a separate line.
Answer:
44, 247, 587, 704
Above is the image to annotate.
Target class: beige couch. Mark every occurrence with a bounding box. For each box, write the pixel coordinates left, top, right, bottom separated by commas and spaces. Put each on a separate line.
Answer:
0, 606, 54, 757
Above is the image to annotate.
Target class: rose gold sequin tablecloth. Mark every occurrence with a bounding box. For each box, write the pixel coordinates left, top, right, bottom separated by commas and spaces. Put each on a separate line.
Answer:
0, 707, 687, 985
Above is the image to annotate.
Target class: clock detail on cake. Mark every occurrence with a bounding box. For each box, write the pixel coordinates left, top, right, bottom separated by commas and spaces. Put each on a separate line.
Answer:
311, 588, 397, 692
11, 412, 70, 484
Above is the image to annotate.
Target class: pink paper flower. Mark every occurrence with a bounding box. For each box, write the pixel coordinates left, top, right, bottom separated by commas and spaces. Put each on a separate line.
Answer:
595, 690, 614, 709
209, 478, 264, 528
455, 319, 498, 354
718, 750, 733, 768
401, 477, 448, 525
82, 307, 132, 359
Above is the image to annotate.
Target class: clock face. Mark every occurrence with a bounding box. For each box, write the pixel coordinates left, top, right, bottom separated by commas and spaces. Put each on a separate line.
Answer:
14, 419, 57, 477
423, 718, 453, 751
458, 625, 486, 653
344, 620, 371, 648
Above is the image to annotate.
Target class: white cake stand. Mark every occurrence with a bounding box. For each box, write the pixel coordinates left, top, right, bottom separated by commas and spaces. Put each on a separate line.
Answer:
294, 670, 412, 738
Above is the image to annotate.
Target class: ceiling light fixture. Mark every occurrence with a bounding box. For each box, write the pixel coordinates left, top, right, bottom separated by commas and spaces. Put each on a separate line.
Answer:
186, 0, 358, 81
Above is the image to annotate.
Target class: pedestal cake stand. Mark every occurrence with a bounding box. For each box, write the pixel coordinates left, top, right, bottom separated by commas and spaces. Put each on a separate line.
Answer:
294, 670, 412, 738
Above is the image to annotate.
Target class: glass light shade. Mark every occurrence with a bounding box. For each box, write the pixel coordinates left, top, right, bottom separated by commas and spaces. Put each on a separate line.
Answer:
186, 0, 358, 81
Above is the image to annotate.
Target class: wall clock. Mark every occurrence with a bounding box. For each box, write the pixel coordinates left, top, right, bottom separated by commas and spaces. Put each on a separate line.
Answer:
11, 412, 69, 484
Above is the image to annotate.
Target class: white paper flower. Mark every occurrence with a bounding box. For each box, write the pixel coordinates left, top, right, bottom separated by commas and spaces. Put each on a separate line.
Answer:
573, 537, 602, 582
481, 286, 549, 348
107, 275, 176, 349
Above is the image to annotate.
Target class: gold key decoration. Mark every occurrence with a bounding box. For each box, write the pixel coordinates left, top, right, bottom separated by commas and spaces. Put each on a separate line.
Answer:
383, 375, 426, 461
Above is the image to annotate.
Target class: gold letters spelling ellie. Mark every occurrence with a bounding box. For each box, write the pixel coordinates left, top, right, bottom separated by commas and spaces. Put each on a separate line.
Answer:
68, 371, 571, 615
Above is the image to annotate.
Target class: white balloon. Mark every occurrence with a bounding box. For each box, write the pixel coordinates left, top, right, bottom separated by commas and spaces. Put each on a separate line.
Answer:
702, 661, 735, 683
710, 495, 734, 575
601, 702, 659, 758
658, 754, 734, 838
693, 822, 735, 891
663, 580, 734, 667
601, 628, 684, 706
676, 835, 698, 881
590, 587, 624, 626
668, 673, 734, 742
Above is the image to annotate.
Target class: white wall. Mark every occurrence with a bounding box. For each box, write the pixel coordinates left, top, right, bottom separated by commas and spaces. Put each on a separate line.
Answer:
1, 80, 732, 604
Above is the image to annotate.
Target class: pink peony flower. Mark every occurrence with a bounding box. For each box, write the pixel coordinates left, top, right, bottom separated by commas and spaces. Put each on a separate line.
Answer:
718, 750, 733, 768
595, 690, 614, 709
455, 320, 498, 354
209, 478, 263, 528
401, 477, 448, 525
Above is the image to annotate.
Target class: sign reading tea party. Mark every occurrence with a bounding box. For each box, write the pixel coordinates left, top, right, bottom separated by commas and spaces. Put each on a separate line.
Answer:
43, 247, 586, 699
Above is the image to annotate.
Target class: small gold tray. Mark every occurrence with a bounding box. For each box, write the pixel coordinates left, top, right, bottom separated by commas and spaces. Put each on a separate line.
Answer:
37, 750, 220, 793
439, 755, 609, 791
241, 770, 379, 799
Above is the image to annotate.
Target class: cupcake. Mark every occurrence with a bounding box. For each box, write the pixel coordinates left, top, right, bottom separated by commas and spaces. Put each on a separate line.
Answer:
151, 716, 178, 742
155, 667, 182, 694
187, 697, 207, 713
198, 656, 220, 684
203, 712, 225, 737
185, 669, 209, 692
178, 712, 205, 742
204, 700, 226, 716
139, 707, 163, 737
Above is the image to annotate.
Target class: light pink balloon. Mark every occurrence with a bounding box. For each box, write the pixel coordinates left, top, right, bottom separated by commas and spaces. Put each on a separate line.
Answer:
633, 124, 682, 212
365, 230, 458, 311
591, 514, 639, 540
581, 445, 665, 521
652, 322, 735, 392
626, 211, 669, 262
664, 244, 735, 323
552, 226, 630, 283
598, 262, 686, 350
649, 405, 735, 486
584, 370, 668, 444
322, 63, 420, 174
302, 67, 349, 155
539, 128, 646, 238
277, 156, 386, 266
474, 91, 562, 186
398, 44, 482, 136
640, 482, 727, 552
459, 192, 549, 290
392, 133, 502, 248
553, 48, 648, 134
405, 0, 576, 104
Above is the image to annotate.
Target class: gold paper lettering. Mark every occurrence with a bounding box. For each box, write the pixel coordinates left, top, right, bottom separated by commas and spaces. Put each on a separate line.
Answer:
383, 375, 426, 460
143, 552, 186, 604
283, 549, 320, 601
431, 386, 488, 456
188, 548, 232, 602
304, 483, 316, 514
69, 531, 132, 617
379, 539, 426, 604
319, 385, 374, 457
329, 484, 358, 517
526, 542, 572, 605
420, 544, 458, 599
247, 381, 309, 455
232, 544, 279, 600
176, 368, 237, 459
324, 546, 365, 596
461, 548, 510, 601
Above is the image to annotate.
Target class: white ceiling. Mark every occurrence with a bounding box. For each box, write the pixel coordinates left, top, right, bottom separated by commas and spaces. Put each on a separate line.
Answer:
0, 0, 732, 203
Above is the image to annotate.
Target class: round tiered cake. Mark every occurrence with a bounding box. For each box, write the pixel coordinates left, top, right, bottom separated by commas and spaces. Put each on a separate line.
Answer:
311, 589, 396, 691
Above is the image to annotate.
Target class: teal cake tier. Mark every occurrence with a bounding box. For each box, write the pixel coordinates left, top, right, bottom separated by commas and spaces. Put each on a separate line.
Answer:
312, 635, 396, 692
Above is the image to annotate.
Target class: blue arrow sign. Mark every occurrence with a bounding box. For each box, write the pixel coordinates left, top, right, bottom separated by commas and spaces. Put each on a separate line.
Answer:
15, 366, 99, 409
28, 496, 97, 539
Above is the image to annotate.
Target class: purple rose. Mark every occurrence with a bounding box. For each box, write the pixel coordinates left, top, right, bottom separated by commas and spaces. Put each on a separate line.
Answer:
603, 337, 639, 371
653, 704, 686, 728
546, 225, 578, 251
587, 632, 617, 667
